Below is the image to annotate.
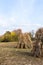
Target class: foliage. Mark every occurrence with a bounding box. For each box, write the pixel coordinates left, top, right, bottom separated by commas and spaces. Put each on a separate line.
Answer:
0, 31, 18, 42
11, 32, 18, 41
1, 31, 11, 42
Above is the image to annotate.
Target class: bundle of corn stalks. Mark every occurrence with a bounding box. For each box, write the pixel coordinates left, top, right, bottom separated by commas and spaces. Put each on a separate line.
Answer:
32, 39, 42, 57
17, 32, 32, 49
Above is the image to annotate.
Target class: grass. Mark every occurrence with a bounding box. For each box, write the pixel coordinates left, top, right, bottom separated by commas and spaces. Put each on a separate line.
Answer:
0, 42, 17, 48
0, 42, 42, 65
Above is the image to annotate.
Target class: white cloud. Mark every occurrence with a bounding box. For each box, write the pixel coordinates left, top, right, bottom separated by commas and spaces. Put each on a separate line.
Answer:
0, 13, 19, 27
16, 23, 42, 27
0, 16, 8, 27
9, 17, 16, 24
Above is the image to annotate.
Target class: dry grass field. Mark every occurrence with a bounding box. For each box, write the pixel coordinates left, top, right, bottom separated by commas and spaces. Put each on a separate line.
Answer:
0, 42, 42, 65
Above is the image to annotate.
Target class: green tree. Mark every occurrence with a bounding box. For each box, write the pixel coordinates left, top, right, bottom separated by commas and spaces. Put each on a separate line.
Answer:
1, 31, 11, 42
11, 32, 18, 41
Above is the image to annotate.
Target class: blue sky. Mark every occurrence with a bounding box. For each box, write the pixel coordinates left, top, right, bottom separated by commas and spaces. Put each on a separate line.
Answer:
0, 0, 43, 35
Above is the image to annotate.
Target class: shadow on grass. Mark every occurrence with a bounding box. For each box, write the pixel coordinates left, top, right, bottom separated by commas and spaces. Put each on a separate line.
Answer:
16, 50, 42, 58
17, 51, 33, 57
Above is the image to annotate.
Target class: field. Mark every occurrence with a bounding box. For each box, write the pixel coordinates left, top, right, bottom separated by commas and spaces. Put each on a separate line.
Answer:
0, 42, 42, 65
